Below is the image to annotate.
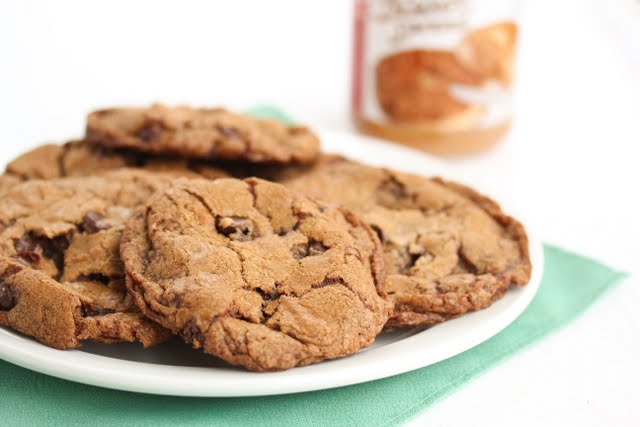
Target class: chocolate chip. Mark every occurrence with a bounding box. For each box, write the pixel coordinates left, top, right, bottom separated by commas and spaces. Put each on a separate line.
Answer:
313, 277, 343, 289
41, 233, 72, 274
216, 125, 241, 138
266, 292, 280, 301
77, 273, 110, 285
13, 232, 72, 274
81, 303, 113, 317
258, 288, 281, 323
378, 176, 408, 199
80, 211, 110, 234
0, 282, 15, 311
371, 224, 385, 244
275, 227, 291, 236
215, 216, 256, 241
181, 321, 205, 346
136, 121, 165, 142
290, 240, 327, 259
295, 211, 313, 220
14, 236, 36, 254
14, 235, 40, 264
255, 288, 280, 301
399, 244, 426, 272
308, 241, 328, 256
404, 252, 422, 271
291, 243, 308, 259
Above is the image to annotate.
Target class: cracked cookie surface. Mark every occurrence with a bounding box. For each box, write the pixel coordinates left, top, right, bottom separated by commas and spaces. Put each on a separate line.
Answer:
277, 156, 531, 328
121, 177, 391, 371
0, 169, 177, 349
86, 104, 320, 164
1, 140, 229, 190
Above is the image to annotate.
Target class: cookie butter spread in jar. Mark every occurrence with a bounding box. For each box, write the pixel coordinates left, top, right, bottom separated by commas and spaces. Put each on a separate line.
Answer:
352, 0, 518, 155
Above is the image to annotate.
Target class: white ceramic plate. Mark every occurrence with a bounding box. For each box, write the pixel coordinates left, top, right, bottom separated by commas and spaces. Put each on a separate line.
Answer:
0, 130, 543, 397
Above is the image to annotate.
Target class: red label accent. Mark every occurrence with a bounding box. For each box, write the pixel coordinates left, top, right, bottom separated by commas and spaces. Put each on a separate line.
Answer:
351, 0, 367, 116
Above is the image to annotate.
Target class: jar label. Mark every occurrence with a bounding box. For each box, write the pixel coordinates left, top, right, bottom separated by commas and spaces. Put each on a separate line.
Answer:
353, 0, 518, 132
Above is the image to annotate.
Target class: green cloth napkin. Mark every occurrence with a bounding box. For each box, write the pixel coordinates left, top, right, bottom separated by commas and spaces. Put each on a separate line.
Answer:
0, 246, 627, 427
0, 108, 629, 425
244, 105, 294, 123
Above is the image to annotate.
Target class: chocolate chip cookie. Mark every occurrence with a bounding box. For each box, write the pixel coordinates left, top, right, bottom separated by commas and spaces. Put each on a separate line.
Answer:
86, 104, 320, 164
0, 257, 169, 349
1, 140, 229, 188
0, 169, 180, 349
121, 177, 391, 371
277, 156, 531, 328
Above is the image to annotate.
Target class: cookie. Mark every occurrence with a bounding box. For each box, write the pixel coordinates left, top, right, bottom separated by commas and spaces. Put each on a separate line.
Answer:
4, 144, 65, 180
2, 140, 229, 187
85, 104, 320, 164
0, 169, 180, 349
121, 177, 391, 371
0, 257, 169, 349
277, 157, 531, 328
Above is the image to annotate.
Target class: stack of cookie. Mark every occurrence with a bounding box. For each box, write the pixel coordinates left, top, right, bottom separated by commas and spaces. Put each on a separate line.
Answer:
0, 104, 531, 371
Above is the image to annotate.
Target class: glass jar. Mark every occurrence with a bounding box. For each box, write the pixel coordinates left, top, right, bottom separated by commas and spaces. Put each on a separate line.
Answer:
352, 0, 519, 155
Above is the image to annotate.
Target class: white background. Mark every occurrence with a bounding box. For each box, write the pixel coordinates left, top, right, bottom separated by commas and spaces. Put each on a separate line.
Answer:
1, 0, 638, 425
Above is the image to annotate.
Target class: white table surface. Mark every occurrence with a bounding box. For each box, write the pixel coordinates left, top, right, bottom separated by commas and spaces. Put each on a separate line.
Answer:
1, 0, 638, 425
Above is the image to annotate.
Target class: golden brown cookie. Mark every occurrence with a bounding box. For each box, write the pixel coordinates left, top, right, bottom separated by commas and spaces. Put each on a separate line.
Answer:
86, 104, 320, 164
0, 257, 168, 349
121, 177, 391, 371
4, 144, 64, 180
277, 157, 531, 328
2, 140, 229, 186
0, 169, 180, 349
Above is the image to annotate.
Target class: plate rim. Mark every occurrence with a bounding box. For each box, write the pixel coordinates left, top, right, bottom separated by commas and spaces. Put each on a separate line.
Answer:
0, 129, 544, 397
